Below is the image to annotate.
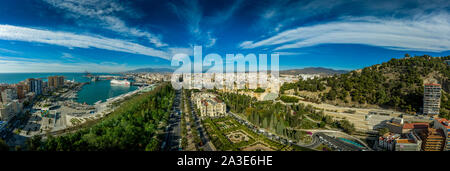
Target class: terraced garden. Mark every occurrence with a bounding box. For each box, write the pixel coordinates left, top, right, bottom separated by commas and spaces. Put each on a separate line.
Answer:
202, 116, 293, 151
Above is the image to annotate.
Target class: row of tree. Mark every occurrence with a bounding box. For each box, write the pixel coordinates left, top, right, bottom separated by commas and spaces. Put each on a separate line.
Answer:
220, 92, 356, 138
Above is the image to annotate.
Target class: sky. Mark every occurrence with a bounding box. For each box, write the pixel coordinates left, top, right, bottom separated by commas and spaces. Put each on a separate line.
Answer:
0, 0, 449, 73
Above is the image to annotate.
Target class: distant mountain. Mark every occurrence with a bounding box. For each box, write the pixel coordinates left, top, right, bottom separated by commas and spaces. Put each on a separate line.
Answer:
127, 67, 174, 73
280, 67, 348, 75
127, 67, 348, 74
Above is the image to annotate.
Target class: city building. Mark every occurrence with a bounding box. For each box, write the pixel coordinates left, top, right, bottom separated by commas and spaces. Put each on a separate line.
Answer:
48, 76, 65, 88
394, 131, 422, 151
0, 100, 23, 121
1, 88, 18, 104
15, 84, 26, 99
419, 128, 446, 151
377, 133, 398, 151
402, 122, 429, 134
433, 118, 450, 151
385, 118, 428, 134
27, 78, 43, 95
297, 74, 320, 81
192, 93, 226, 118
385, 121, 403, 134
0, 104, 11, 121
445, 60, 450, 65
423, 83, 441, 116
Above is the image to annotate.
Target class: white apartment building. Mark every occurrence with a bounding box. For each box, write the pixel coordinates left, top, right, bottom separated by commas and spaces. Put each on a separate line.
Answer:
298, 74, 320, 80
0, 100, 23, 121
1, 88, 18, 104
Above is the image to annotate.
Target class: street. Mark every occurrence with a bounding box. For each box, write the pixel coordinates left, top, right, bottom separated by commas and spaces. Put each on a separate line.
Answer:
188, 97, 214, 151
163, 89, 182, 151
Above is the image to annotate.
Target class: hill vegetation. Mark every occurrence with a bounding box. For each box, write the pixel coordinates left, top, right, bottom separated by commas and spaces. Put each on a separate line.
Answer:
281, 55, 450, 118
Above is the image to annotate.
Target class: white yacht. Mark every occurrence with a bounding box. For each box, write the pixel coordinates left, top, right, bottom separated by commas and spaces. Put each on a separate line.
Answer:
110, 79, 131, 86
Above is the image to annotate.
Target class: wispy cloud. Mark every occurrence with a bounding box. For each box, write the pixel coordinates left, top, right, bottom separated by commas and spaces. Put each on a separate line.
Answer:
0, 25, 170, 59
0, 47, 21, 54
169, 0, 215, 47
0, 56, 132, 73
273, 52, 307, 56
255, 0, 346, 34
169, 0, 203, 35
169, 0, 243, 48
61, 52, 75, 59
240, 13, 450, 52
42, 0, 167, 47
254, 0, 450, 37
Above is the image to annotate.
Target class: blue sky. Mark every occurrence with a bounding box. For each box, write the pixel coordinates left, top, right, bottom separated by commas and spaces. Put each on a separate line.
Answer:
0, 0, 449, 72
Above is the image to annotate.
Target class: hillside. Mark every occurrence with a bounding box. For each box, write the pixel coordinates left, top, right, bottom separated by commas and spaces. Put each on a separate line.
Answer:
280, 67, 348, 75
281, 55, 450, 118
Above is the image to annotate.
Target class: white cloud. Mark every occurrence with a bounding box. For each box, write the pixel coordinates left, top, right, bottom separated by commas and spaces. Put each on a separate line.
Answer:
42, 0, 167, 47
0, 25, 170, 59
0, 57, 132, 73
240, 13, 450, 52
273, 52, 307, 56
205, 32, 217, 48
0, 47, 20, 54
168, 47, 193, 56
61, 52, 75, 59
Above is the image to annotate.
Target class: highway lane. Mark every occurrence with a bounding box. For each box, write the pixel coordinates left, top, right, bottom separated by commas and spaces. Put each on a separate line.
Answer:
163, 89, 182, 151
188, 100, 214, 151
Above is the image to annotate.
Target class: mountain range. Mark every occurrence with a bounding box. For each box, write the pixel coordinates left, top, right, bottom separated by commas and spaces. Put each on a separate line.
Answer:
127, 67, 348, 75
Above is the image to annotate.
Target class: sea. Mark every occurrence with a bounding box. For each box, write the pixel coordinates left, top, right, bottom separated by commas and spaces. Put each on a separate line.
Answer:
0, 73, 138, 105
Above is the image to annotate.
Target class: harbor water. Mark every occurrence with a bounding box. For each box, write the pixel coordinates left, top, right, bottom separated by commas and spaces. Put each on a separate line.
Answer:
0, 73, 138, 105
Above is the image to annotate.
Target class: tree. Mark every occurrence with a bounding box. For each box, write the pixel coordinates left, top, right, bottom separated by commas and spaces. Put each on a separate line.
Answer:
319, 121, 326, 128
0, 139, 8, 151
26, 135, 42, 151
32, 83, 175, 151
145, 138, 160, 151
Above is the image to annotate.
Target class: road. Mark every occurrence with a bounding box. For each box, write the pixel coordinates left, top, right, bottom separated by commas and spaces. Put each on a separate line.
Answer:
188, 98, 215, 151
315, 132, 365, 151
163, 89, 182, 151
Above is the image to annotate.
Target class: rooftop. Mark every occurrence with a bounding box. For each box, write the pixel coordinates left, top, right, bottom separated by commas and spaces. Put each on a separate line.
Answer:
396, 139, 416, 144
424, 83, 441, 86
402, 123, 429, 129
435, 118, 450, 129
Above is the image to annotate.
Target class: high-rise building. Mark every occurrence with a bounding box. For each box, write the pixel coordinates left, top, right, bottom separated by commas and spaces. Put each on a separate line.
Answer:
1, 88, 18, 104
15, 84, 26, 99
27, 78, 43, 95
48, 76, 65, 88
423, 83, 441, 116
